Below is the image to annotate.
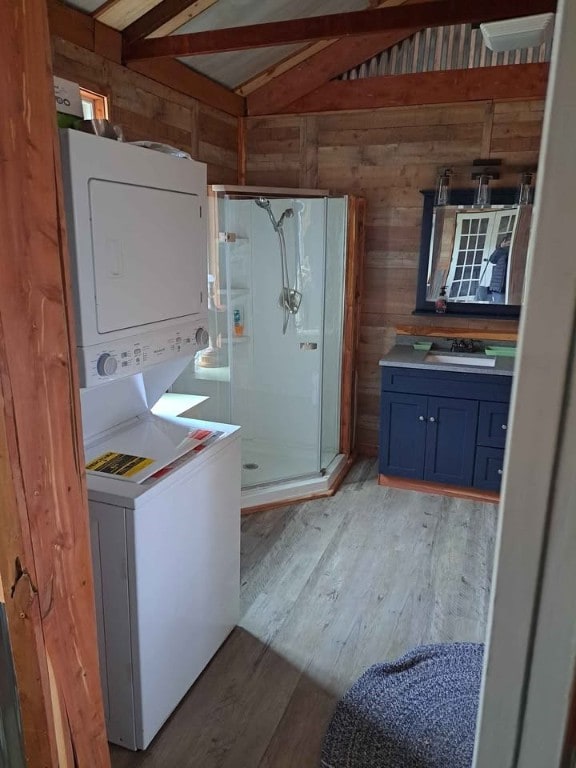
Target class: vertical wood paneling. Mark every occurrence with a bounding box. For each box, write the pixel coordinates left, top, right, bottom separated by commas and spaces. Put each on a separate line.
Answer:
51, 37, 238, 184
246, 99, 544, 454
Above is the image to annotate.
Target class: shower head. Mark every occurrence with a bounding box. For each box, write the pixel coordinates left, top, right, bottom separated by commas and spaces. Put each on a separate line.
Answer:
278, 208, 294, 228
255, 197, 271, 210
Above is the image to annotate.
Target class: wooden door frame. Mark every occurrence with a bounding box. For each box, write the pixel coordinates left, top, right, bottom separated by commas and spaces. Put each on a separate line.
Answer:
340, 195, 366, 457
473, 0, 576, 764
0, 2, 110, 766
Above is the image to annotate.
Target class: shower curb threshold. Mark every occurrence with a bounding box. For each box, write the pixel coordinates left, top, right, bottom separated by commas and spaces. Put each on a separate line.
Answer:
241, 454, 349, 513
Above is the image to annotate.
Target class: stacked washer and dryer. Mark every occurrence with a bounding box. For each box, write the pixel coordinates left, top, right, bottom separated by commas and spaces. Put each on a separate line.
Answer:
60, 130, 240, 751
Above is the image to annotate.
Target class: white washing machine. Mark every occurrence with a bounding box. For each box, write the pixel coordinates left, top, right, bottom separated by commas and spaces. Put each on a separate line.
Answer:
87, 402, 240, 750
60, 130, 241, 750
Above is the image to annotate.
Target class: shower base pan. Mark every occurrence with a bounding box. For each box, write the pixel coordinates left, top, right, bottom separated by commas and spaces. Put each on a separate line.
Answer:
241, 453, 350, 513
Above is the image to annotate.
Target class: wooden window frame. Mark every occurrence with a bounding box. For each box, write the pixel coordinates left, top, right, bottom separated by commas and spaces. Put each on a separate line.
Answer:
80, 88, 108, 120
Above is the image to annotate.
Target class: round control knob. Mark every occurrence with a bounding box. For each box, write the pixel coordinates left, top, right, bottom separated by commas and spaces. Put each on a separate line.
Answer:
96, 353, 118, 377
195, 327, 209, 347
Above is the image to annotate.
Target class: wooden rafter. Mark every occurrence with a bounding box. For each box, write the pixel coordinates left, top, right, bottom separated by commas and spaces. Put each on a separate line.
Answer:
124, 0, 556, 61
247, 28, 422, 116
95, 0, 164, 31
271, 63, 549, 114
123, 0, 219, 46
236, 0, 418, 97
127, 58, 244, 115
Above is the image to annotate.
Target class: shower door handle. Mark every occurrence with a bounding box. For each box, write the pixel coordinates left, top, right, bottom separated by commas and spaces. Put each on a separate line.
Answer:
300, 343, 318, 350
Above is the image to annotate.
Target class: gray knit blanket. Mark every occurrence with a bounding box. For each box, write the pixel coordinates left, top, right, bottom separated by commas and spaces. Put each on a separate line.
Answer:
321, 643, 484, 768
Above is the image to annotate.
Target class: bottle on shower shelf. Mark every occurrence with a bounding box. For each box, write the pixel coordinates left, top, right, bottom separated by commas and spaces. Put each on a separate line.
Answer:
233, 307, 244, 337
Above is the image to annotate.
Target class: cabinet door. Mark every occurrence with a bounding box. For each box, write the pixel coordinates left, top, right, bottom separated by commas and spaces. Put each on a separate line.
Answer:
424, 397, 479, 486
477, 401, 510, 448
474, 446, 505, 490
379, 392, 427, 479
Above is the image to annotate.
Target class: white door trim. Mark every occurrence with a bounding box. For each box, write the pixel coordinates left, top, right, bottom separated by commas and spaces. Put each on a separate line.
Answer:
473, 1, 576, 766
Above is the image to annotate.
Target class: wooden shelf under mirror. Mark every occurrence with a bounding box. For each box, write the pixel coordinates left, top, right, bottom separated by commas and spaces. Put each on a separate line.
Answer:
396, 325, 518, 342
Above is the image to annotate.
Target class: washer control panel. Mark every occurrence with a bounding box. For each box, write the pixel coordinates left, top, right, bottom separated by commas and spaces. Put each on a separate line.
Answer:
78, 319, 209, 388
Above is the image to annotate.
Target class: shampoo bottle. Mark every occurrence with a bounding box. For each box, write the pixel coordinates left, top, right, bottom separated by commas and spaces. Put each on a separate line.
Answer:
233, 307, 244, 337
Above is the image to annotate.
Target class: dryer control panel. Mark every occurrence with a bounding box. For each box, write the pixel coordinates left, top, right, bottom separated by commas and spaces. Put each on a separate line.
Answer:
79, 319, 209, 388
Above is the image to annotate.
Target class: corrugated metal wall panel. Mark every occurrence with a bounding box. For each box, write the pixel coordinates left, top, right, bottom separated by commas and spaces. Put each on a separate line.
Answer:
339, 24, 552, 80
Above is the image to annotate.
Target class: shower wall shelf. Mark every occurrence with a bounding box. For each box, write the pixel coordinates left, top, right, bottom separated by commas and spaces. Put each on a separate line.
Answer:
218, 288, 249, 298
218, 232, 249, 243
221, 335, 250, 344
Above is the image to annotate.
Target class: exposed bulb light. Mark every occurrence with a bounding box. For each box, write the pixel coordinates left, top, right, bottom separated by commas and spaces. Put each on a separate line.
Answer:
435, 168, 452, 206
517, 171, 535, 205
474, 174, 491, 207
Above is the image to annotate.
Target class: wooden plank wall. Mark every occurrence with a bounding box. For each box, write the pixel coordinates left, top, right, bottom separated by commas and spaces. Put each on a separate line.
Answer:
51, 37, 238, 184
245, 99, 544, 454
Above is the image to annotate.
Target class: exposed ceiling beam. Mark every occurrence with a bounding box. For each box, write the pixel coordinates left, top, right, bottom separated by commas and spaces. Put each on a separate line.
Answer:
95, 0, 164, 31
48, 0, 95, 49
270, 63, 549, 114
247, 28, 421, 116
125, 0, 557, 61
127, 59, 244, 115
123, 0, 218, 46
236, 0, 420, 98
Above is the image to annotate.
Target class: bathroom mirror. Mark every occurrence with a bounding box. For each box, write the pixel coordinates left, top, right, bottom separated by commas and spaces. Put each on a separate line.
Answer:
415, 189, 533, 317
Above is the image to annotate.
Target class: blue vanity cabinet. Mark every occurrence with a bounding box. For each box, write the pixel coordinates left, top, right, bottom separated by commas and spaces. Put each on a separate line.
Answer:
380, 366, 512, 491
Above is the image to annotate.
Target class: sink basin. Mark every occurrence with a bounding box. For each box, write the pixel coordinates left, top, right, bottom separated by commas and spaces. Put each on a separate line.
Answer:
425, 353, 496, 368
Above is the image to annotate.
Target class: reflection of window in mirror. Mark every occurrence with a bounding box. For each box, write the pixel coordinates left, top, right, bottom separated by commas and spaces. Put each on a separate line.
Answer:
426, 205, 532, 307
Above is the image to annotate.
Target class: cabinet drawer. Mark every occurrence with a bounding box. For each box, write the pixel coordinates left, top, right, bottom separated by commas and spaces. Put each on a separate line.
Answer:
474, 447, 505, 491
477, 402, 510, 448
381, 367, 512, 402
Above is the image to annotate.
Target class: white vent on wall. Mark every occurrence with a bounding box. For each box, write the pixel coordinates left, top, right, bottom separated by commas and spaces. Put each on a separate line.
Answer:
480, 13, 555, 52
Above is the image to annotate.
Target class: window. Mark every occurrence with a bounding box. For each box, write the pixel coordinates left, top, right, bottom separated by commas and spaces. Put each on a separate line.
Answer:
80, 89, 108, 120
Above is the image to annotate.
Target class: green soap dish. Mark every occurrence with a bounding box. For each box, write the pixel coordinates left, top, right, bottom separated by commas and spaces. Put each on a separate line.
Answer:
485, 347, 516, 357
413, 342, 433, 351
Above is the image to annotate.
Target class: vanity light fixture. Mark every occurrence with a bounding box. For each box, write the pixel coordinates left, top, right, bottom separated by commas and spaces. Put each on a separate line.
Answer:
474, 173, 491, 207
435, 168, 452, 206
471, 159, 501, 207
517, 171, 535, 205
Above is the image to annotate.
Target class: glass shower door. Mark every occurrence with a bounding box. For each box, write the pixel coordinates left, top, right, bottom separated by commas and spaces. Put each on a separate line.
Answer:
229, 196, 327, 488
172, 190, 349, 491
320, 196, 347, 470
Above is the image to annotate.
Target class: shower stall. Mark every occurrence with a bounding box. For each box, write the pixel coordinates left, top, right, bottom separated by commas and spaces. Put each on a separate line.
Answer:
173, 186, 363, 509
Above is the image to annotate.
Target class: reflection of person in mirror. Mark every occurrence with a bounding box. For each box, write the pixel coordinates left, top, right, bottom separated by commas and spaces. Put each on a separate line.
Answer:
488, 235, 512, 304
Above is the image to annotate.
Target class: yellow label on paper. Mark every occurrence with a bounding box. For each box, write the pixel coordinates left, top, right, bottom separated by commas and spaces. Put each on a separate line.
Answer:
86, 452, 154, 478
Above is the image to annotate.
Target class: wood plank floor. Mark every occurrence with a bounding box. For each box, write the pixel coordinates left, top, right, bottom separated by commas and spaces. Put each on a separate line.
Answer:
110, 458, 498, 768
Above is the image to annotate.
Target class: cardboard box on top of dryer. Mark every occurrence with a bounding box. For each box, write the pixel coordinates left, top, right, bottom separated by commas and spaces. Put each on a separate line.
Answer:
54, 76, 83, 127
